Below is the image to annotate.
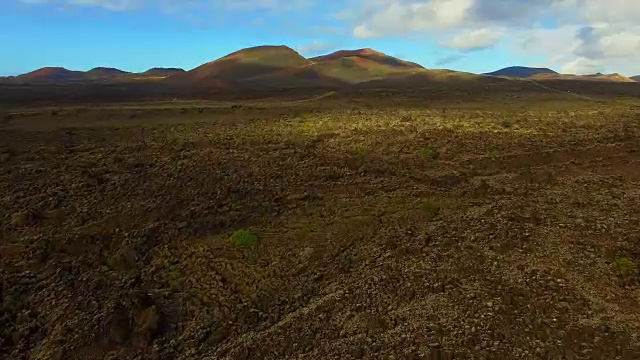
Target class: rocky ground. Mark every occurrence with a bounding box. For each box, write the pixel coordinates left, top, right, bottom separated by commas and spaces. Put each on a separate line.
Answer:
1, 95, 640, 359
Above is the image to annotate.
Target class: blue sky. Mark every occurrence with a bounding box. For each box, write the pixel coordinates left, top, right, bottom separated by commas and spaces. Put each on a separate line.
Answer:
2, 0, 640, 76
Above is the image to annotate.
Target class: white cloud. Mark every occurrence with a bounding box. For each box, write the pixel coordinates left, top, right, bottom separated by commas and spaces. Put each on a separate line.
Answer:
351, 0, 474, 38
445, 28, 502, 51
337, 0, 640, 74
561, 57, 602, 74
296, 40, 335, 55
70, 0, 138, 11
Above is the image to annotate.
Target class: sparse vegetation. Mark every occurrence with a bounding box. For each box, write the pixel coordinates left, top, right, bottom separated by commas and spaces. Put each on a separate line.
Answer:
166, 265, 184, 292
301, 222, 318, 234
500, 119, 513, 128
230, 229, 258, 247
613, 257, 639, 277
349, 143, 370, 157
421, 146, 439, 161
421, 202, 441, 219
2, 89, 640, 359
489, 144, 503, 157
105, 248, 137, 272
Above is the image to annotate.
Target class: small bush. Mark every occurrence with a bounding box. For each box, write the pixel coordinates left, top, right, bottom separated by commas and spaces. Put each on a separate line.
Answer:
106, 246, 137, 272
421, 203, 441, 219
400, 114, 415, 122
421, 147, 439, 161
166, 266, 183, 291
613, 257, 638, 277
350, 144, 370, 157
490, 144, 503, 157
301, 223, 318, 234
230, 229, 258, 247
500, 120, 513, 128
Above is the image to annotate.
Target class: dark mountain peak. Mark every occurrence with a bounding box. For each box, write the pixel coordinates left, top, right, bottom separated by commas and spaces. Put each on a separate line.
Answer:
88, 67, 126, 72
484, 66, 558, 78
145, 67, 185, 72
313, 48, 386, 60
86, 67, 129, 76
222, 45, 302, 59
143, 67, 186, 75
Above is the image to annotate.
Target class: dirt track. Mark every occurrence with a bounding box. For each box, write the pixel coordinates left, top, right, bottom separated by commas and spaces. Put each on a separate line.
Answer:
1, 96, 640, 359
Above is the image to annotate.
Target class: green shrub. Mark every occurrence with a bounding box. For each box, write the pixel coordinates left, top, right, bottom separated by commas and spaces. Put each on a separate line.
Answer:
166, 266, 183, 292
490, 144, 503, 157
349, 144, 370, 157
613, 257, 638, 276
421, 147, 439, 161
230, 229, 258, 247
301, 223, 318, 234
421, 202, 441, 219
106, 247, 136, 272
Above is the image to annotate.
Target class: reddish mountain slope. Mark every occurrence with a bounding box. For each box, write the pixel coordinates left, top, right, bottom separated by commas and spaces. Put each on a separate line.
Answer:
16, 67, 84, 82
311, 49, 424, 69
86, 67, 130, 77
173, 45, 312, 87
254, 56, 411, 82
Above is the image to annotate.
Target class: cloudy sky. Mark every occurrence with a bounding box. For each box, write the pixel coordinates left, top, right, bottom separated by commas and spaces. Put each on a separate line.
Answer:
2, 0, 640, 76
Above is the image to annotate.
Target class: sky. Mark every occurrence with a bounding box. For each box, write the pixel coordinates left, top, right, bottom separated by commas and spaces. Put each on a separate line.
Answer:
2, 0, 640, 76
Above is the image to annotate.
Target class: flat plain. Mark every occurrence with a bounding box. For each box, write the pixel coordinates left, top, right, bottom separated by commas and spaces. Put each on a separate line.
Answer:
1, 85, 640, 359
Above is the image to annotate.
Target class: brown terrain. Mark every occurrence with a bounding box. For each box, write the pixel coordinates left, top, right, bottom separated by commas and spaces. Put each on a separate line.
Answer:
2, 46, 640, 360
15, 67, 85, 82
529, 73, 636, 83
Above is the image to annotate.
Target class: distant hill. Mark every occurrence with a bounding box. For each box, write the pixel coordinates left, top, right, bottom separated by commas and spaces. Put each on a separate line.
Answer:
358, 70, 487, 89
485, 66, 558, 78
142, 68, 185, 76
16, 67, 85, 82
11, 46, 637, 88
585, 73, 635, 82
529, 72, 636, 82
172, 45, 312, 88
485, 67, 635, 83
86, 67, 129, 77
12, 66, 185, 83
309, 56, 416, 82
240, 56, 413, 88
630, 75, 640, 82
187, 47, 433, 89
311, 49, 424, 70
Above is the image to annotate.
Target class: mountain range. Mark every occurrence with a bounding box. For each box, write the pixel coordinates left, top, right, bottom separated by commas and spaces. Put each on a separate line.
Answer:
2, 45, 638, 87
485, 67, 636, 82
